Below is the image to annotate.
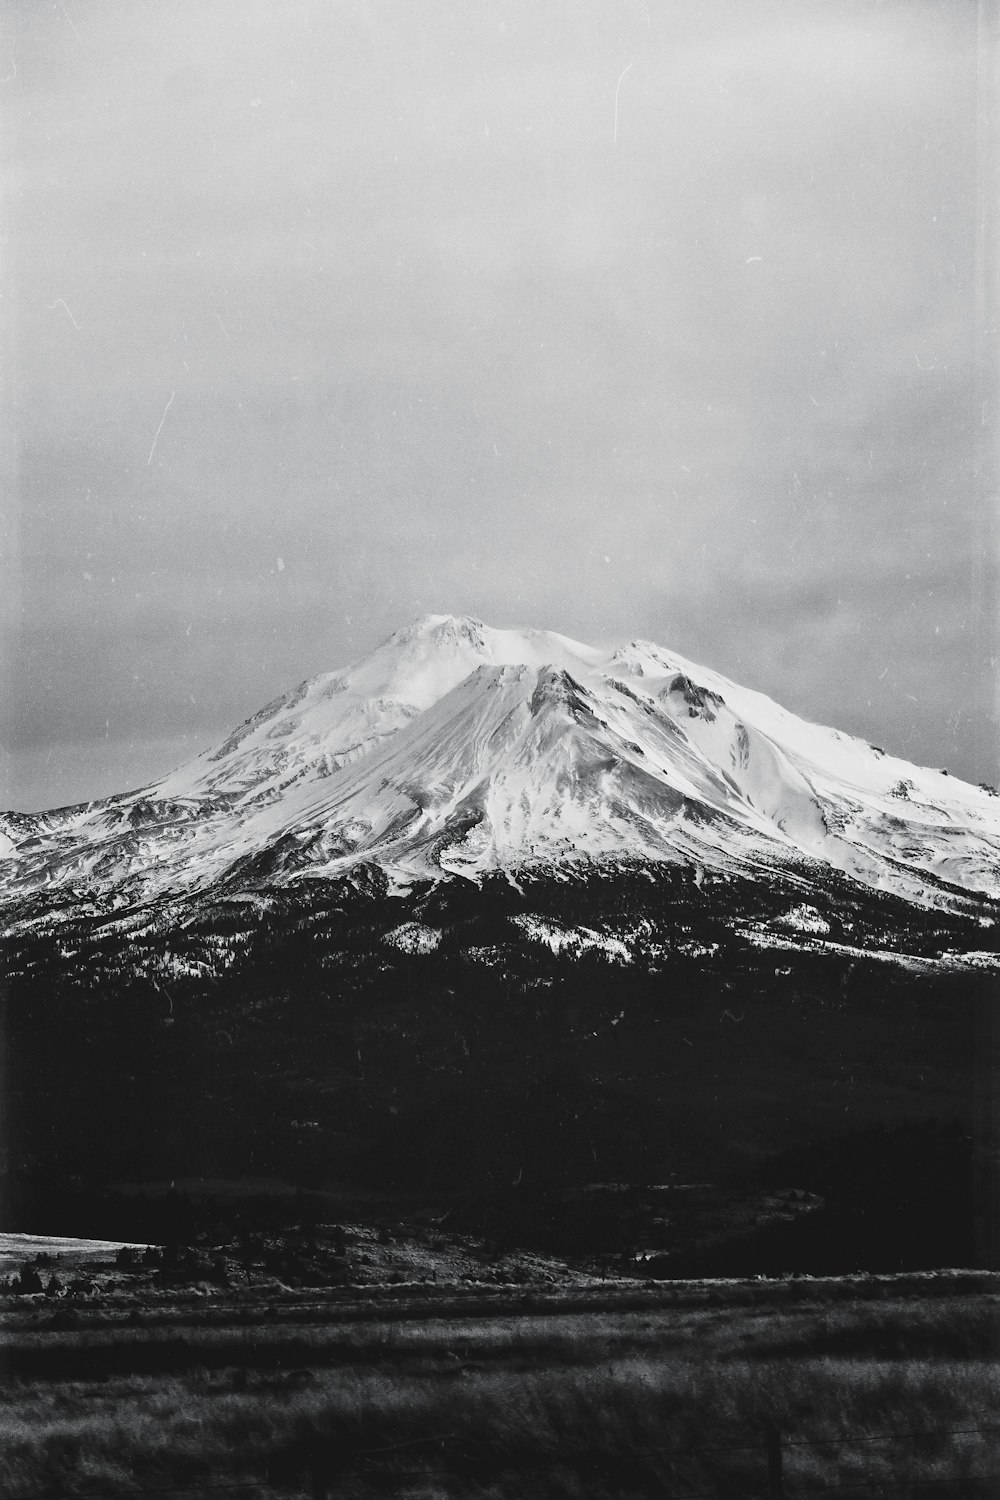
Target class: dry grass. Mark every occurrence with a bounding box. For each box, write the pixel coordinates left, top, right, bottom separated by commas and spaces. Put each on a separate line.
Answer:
2, 1292, 998, 1499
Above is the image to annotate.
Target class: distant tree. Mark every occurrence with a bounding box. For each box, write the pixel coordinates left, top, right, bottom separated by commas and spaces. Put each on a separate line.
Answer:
14, 1263, 43, 1294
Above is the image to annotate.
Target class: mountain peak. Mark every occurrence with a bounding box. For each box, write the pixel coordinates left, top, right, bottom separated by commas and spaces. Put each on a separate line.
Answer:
387, 614, 488, 648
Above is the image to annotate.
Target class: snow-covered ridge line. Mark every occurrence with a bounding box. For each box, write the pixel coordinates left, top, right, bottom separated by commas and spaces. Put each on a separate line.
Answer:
2, 613, 999, 916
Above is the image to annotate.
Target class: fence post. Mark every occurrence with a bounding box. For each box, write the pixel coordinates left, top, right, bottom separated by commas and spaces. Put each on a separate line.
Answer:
763, 1421, 784, 1500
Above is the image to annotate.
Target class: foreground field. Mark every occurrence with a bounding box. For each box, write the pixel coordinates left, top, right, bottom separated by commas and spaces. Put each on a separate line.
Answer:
3, 1274, 998, 1500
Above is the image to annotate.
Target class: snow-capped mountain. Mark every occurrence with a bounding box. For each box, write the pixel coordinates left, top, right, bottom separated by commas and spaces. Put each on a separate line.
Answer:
3, 613, 999, 915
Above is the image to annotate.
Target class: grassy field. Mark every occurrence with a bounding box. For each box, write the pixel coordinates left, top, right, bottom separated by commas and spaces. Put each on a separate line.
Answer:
3, 1279, 999, 1500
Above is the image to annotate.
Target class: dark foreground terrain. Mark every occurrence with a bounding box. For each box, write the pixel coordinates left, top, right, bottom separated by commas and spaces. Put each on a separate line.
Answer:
3, 866, 998, 1495
2, 1228, 999, 1500
3, 865, 998, 1273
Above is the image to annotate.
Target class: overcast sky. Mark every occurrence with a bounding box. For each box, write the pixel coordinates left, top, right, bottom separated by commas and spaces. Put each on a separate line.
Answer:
2, 0, 997, 810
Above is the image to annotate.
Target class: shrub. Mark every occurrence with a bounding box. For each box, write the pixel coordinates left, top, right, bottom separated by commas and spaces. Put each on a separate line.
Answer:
14, 1264, 43, 1294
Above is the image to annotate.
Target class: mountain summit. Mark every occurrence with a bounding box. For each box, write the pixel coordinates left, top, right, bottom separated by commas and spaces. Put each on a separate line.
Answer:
3, 614, 999, 914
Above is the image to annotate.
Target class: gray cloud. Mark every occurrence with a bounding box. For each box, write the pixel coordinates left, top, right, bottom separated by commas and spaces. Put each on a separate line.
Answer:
3, 0, 995, 808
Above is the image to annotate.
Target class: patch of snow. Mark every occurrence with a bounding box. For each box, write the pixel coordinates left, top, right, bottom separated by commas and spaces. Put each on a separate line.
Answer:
152, 953, 215, 980
511, 915, 632, 963
938, 949, 1000, 970
676, 939, 720, 958
384, 922, 443, 954
775, 904, 832, 936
